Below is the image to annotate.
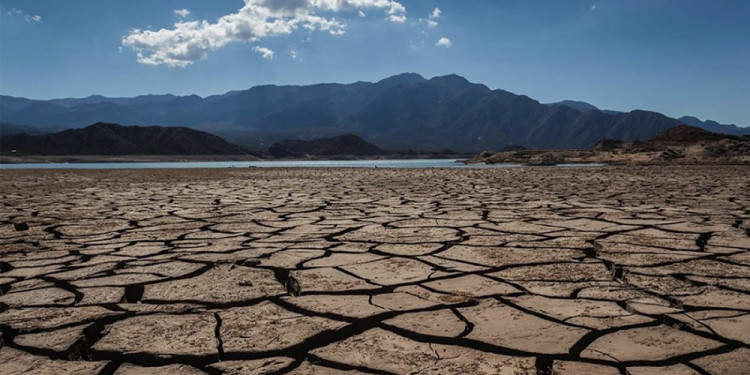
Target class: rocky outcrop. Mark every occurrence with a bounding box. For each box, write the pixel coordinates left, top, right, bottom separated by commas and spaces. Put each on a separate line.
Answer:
469, 125, 750, 165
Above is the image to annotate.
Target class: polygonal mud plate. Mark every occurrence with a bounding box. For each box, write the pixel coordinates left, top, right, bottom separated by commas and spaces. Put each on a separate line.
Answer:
93, 313, 218, 358
143, 265, 284, 304
581, 325, 722, 362
310, 328, 535, 375
220, 301, 347, 354
0, 347, 109, 375
459, 299, 590, 355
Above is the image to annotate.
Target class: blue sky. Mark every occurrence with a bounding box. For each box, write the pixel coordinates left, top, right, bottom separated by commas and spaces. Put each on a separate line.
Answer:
1, 0, 749, 125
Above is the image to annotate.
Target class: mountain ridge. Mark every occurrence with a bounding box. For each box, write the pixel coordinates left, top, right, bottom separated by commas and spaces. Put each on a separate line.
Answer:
2, 73, 748, 152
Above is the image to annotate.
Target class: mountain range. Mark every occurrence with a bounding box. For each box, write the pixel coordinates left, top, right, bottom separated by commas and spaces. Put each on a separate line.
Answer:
2, 73, 748, 152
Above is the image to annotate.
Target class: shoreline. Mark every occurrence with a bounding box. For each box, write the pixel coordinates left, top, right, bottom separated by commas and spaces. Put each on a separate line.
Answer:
0, 153, 474, 164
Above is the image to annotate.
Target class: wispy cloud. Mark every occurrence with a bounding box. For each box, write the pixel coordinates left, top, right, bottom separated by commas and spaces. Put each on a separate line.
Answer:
590, 5, 598, 11
6, 8, 42, 22
252, 46, 275, 59
173, 9, 190, 18
122, 0, 408, 67
436, 37, 452, 48
289, 49, 300, 60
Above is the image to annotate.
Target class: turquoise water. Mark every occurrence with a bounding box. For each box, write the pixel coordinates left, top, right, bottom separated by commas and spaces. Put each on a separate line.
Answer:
0, 159, 604, 169
0, 159, 473, 169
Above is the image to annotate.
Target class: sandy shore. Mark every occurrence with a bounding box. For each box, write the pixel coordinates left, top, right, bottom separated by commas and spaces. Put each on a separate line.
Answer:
1, 166, 748, 374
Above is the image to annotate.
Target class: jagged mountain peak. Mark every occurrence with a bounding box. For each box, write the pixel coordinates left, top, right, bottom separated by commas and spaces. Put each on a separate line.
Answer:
430, 74, 470, 84
375, 72, 426, 86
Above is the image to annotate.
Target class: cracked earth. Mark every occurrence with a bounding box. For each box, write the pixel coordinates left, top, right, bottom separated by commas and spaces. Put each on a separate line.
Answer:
0, 166, 748, 375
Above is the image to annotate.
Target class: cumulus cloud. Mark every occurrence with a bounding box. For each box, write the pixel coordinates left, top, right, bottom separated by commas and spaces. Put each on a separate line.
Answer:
386, 2, 406, 15
27, 14, 42, 22
252, 46, 275, 59
435, 37, 451, 48
174, 9, 190, 18
358, 10, 366, 17
122, 0, 407, 67
386, 2, 406, 23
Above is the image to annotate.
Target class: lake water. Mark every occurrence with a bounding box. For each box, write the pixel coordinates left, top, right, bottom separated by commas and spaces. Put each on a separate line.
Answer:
0, 159, 604, 170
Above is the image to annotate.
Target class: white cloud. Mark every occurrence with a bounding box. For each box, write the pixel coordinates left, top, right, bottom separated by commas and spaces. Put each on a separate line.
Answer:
6, 8, 23, 16
386, 2, 406, 22
421, 7, 440, 28
389, 13, 406, 23
590, 5, 597, 11
174, 9, 190, 18
26, 14, 42, 22
358, 10, 366, 17
386, 2, 406, 15
435, 37, 451, 48
122, 0, 407, 67
289, 49, 299, 60
252, 46, 275, 59
429, 7, 441, 20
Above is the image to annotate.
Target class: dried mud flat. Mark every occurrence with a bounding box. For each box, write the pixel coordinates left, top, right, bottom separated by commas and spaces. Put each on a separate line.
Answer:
0, 166, 748, 375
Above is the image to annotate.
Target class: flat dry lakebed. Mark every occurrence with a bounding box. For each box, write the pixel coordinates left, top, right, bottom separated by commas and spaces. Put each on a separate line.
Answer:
0, 166, 748, 374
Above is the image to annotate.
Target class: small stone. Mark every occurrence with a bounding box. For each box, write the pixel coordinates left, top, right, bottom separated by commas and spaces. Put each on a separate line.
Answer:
13, 222, 29, 231
286, 276, 301, 297
240, 259, 261, 267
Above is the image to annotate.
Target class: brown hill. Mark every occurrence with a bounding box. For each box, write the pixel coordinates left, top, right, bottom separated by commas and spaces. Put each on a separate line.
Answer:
648, 125, 739, 145
0, 122, 254, 156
